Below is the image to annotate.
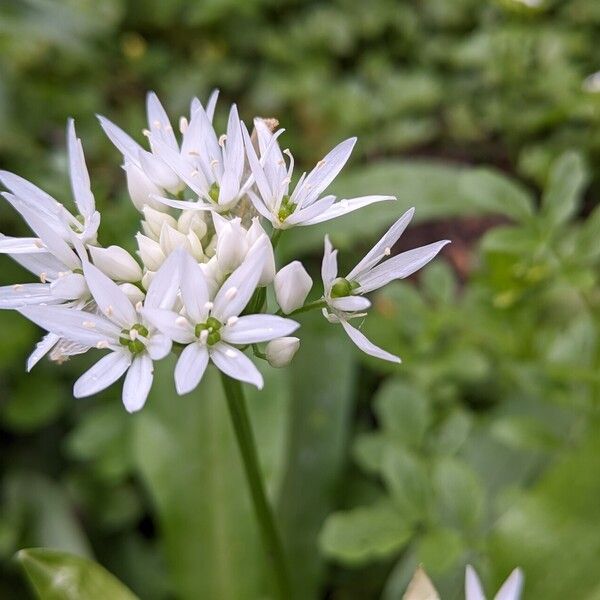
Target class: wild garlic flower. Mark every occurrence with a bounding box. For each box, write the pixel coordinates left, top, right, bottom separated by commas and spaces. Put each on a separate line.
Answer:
465, 565, 524, 600
320, 208, 450, 363
242, 119, 395, 229
0, 91, 450, 412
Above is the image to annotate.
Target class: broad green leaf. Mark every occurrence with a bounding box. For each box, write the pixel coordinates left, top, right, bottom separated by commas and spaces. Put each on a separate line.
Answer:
17, 548, 137, 600
433, 458, 484, 532
481, 225, 538, 255
319, 501, 411, 565
374, 379, 430, 448
133, 359, 268, 600
490, 430, 600, 598
459, 167, 535, 222
276, 316, 356, 599
540, 151, 588, 229
417, 528, 465, 575
420, 262, 457, 306
382, 446, 431, 523
279, 160, 480, 261
353, 432, 387, 475
574, 204, 600, 262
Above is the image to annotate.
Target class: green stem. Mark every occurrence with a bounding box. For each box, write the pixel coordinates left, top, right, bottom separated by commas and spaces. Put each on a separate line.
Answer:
220, 374, 292, 599
270, 229, 283, 249
277, 298, 327, 317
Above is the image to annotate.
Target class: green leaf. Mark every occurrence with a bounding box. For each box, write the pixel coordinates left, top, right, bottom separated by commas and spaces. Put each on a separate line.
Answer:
420, 262, 457, 306
490, 430, 600, 598
374, 379, 430, 448
276, 317, 356, 599
481, 225, 538, 255
133, 359, 269, 600
574, 204, 600, 262
382, 446, 431, 523
540, 151, 588, 229
319, 501, 411, 565
417, 528, 465, 575
433, 458, 484, 532
459, 167, 535, 222
17, 548, 138, 600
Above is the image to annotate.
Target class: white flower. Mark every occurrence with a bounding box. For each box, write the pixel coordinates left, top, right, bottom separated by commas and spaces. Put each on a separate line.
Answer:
265, 337, 300, 368
241, 119, 395, 229
143, 239, 298, 394
465, 565, 523, 600
99, 90, 219, 200
88, 245, 143, 282
320, 209, 449, 363
124, 162, 168, 212
19, 251, 181, 412
274, 261, 313, 314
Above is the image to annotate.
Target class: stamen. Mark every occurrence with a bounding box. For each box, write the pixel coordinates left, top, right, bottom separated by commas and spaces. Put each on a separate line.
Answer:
190, 169, 199, 177
34, 240, 44, 248
40, 272, 47, 283
218, 134, 227, 146
204, 301, 214, 310
130, 329, 139, 340
179, 116, 189, 133
135, 301, 143, 312
96, 340, 109, 349
199, 329, 209, 343
175, 316, 188, 326
225, 287, 238, 300
142, 129, 151, 137
188, 149, 200, 156
316, 159, 326, 168
226, 316, 238, 327
384, 247, 391, 256
13, 284, 23, 291
106, 305, 113, 316
82, 321, 96, 329
210, 159, 219, 168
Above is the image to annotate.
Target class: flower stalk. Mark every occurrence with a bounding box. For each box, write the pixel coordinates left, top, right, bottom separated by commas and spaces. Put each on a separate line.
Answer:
220, 373, 292, 599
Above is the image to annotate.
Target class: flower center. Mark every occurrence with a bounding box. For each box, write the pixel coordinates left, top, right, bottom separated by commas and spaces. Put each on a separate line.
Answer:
277, 195, 297, 222
119, 323, 149, 355
195, 316, 222, 345
208, 182, 220, 203
330, 277, 359, 298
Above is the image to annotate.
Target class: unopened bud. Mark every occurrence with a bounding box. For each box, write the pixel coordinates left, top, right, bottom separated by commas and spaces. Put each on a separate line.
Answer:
142, 206, 177, 240
50, 272, 88, 300
159, 223, 189, 256
266, 337, 300, 368
215, 216, 248, 273
89, 245, 143, 282
119, 283, 146, 306
124, 161, 167, 212
274, 261, 313, 314
136, 233, 165, 271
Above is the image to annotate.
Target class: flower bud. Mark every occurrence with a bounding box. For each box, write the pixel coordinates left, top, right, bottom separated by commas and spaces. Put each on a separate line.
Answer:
215, 217, 248, 273
178, 210, 208, 239
50, 272, 88, 300
119, 283, 145, 306
142, 206, 177, 240
187, 230, 205, 262
159, 223, 189, 256
88, 245, 143, 282
247, 219, 275, 286
274, 261, 313, 314
136, 233, 165, 271
124, 161, 167, 212
266, 337, 300, 368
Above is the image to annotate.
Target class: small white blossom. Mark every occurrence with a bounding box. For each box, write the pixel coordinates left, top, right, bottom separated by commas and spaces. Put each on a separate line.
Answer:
88, 245, 143, 282
274, 261, 313, 314
265, 337, 300, 368
465, 565, 524, 600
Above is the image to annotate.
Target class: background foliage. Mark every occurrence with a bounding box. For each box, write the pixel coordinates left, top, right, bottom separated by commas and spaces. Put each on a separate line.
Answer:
0, 1, 599, 598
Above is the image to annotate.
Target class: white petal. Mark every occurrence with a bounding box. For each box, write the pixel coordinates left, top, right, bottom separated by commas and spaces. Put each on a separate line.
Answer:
330, 295, 371, 312
144, 247, 182, 310
26, 333, 60, 372
67, 119, 95, 218
494, 569, 524, 600
122, 353, 154, 412
302, 195, 395, 225
19, 305, 121, 346
206, 89, 219, 122
180, 250, 210, 322
285, 195, 336, 226
0, 170, 59, 215
83, 261, 137, 327
347, 207, 415, 281
340, 319, 400, 364
0, 236, 46, 254
321, 235, 338, 289
0, 283, 57, 308
146, 332, 172, 360
50, 273, 88, 300
74, 351, 132, 398
97, 115, 144, 165
209, 343, 263, 389
8, 251, 64, 280
141, 308, 195, 344
175, 343, 209, 395
356, 240, 451, 294
88, 245, 143, 283
211, 236, 268, 322
151, 195, 214, 212
292, 137, 355, 207
241, 122, 273, 206
465, 566, 486, 600
146, 91, 178, 151
221, 315, 299, 345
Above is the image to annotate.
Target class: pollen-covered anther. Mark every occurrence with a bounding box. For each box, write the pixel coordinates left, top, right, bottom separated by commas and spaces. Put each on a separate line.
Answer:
82, 321, 96, 329
106, 305, 113, 316
210, 159, 219, 168
175, 316, 188, 326
96, 340, 109, 349
204, 301, 214, 310
135, 301, 143, 312
142, 129, 151, 137
40, 272, 47, 283
34, 240, 44, 248
218, 134, 227, 146
226, 316, 238, 327
130, 329, 139, 340
179, 117, 189, 133
225, 287, 238, 300
13, 284, 23, 291
384, 247, 391, 256
316, 159, 326, 168
188, 149, 200, 156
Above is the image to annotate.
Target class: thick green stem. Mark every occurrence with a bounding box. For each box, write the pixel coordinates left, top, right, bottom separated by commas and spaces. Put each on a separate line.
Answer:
277, 298, 327, 317
220, 374, 292, 599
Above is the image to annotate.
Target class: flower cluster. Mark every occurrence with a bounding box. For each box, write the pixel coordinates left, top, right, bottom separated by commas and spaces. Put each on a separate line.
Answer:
0, 92, 448, 412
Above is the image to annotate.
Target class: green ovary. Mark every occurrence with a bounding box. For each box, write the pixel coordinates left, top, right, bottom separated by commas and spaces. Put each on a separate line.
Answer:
277, 195, 297, 223
330, 277, 359, 298
119, 323, 149, 355
195, 316, 222, 345
208, 182, 220, 203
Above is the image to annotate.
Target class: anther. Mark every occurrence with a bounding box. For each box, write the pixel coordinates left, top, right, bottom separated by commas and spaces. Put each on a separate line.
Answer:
176, 316, 188, 326
40, 272, 47, 283
218, 134, 227, 146
82, 321, 96, 329
225, 287, 238, 300
13, 284, 23, 291
384, 247, 391, 256
204, 301, 214, 310
96, 340, 109, 349
142, 129, 151, 137
179, 117, 189, 133
226, 316, 238, 327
